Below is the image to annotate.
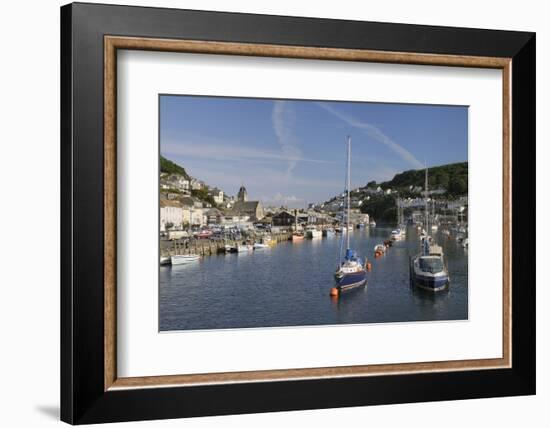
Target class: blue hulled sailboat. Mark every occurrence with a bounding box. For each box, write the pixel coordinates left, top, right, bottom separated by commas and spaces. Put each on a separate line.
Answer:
333, 137, 367, 294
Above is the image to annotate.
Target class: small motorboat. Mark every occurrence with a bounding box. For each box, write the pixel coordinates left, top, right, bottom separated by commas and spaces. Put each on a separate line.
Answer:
374, 244, 386, 255
237, 243, 253, 252
171, 254, 200, 265
292, 233, 304, 242
160, 256, 171, 266
390, 229, 403, 241
324, 228, 336, 237
225, 244, 238, 253
253, 242, 269, 249
305, 225, 322, 239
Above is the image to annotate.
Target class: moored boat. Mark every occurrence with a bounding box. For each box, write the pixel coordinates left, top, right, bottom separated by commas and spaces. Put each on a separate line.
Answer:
171, 254, 200, 265
324, 228, 336, 237
409, 165, 449, 292
291, 232, 304, 242
253, 242, 269, 249
237, 243, 253, 252
410, 242, 449, 291
305, 225, 322, 239
390, 228, 404, 241
374, 244, 386, 255
225, 244, 238, 253
332, 137, 367, 295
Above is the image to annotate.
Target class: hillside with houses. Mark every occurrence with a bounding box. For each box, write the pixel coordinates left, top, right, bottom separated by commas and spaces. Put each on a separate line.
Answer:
160, 157, 267, 233
317, 162, 468, 224
160, 156, 467, 235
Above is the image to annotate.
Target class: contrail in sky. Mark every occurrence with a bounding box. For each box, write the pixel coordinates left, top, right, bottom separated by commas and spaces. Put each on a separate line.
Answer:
316, 102, 424, 169
272, 100, 303, 178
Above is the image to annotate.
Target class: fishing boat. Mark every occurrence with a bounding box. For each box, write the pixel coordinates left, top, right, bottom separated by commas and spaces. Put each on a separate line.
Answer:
305, 225, 322, 239
171, 254, 200, 265
409, 166, 449, 291
332, 137, 367, 294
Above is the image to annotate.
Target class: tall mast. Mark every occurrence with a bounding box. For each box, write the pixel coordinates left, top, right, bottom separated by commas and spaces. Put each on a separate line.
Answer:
425, 163, 429, 232
346, 136, 351, 250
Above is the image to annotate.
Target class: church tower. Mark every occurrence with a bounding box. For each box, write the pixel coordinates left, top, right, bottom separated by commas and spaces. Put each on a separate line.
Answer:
237, 184, 248, 202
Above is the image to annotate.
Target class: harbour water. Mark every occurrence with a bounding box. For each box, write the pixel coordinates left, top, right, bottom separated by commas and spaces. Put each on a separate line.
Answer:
160, 226, 468, 331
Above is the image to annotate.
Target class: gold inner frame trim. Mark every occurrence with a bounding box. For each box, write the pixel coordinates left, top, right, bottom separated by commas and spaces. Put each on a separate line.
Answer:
104, 35, 512, 391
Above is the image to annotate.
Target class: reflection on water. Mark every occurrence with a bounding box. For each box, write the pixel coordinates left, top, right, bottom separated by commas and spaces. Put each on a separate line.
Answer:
160, 226, 468, 331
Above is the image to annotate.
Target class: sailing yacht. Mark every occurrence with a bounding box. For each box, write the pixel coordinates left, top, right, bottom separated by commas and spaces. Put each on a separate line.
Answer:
333, 137, 367, 294
409, 166, 450, 291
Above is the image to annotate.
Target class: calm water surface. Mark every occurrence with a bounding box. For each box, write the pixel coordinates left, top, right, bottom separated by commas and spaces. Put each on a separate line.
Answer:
160, 226, 468, 331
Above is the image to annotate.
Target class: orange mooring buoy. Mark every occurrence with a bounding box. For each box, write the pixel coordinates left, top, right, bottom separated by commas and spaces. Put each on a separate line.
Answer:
330, 287, 339, 297
366, 262, 372, 271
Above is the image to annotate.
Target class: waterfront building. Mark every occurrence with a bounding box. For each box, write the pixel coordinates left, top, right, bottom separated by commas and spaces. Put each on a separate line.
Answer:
272, 211, 295, 227
160, 199, 183, 231
205, 208, 223, 225
228, 184, 264, 220
230, 201, 264, 221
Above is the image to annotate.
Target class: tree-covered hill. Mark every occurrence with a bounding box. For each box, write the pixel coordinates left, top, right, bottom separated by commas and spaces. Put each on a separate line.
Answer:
160, 156, 190, 180
365, 162, 468, 196
385, 162, 467, 195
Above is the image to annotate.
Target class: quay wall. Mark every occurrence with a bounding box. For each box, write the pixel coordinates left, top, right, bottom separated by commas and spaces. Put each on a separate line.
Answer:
161, 232, 293, 257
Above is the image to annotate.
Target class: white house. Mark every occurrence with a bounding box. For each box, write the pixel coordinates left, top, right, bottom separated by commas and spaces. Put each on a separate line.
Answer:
160, 199, 183, 231
208, 188, 224, 205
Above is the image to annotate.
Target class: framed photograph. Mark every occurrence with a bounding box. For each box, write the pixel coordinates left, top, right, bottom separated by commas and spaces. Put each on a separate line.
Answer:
61, 2, 535, 424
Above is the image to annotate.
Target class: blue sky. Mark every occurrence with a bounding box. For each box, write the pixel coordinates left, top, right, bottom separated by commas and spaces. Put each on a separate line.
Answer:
160, 95, 467, 208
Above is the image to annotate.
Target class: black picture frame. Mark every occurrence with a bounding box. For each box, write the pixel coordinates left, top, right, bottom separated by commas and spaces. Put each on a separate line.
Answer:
61, 2, 535, 424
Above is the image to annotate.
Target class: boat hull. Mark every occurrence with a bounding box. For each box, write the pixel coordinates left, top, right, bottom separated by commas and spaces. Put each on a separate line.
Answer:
334, 270, 367, 291
411, 274, 449, 291
171, 255, 200, 265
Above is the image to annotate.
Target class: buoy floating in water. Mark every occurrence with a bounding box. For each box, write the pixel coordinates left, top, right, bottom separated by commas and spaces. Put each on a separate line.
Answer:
330, 287, 339, 297
366, 262, 372, 271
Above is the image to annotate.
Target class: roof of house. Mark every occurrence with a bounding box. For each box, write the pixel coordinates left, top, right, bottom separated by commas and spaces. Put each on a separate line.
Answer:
205, 208, 222, 216
232, 201, 261, 213
178, 197, 195, 207
160, 199, 182, 208
272, 211, 294, 218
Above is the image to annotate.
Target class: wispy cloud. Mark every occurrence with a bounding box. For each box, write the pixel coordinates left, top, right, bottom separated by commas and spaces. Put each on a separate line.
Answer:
272, 101, 302, 178
162, 138, 330, 166
316, 102, 424, 169
261, 193, 303, 206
